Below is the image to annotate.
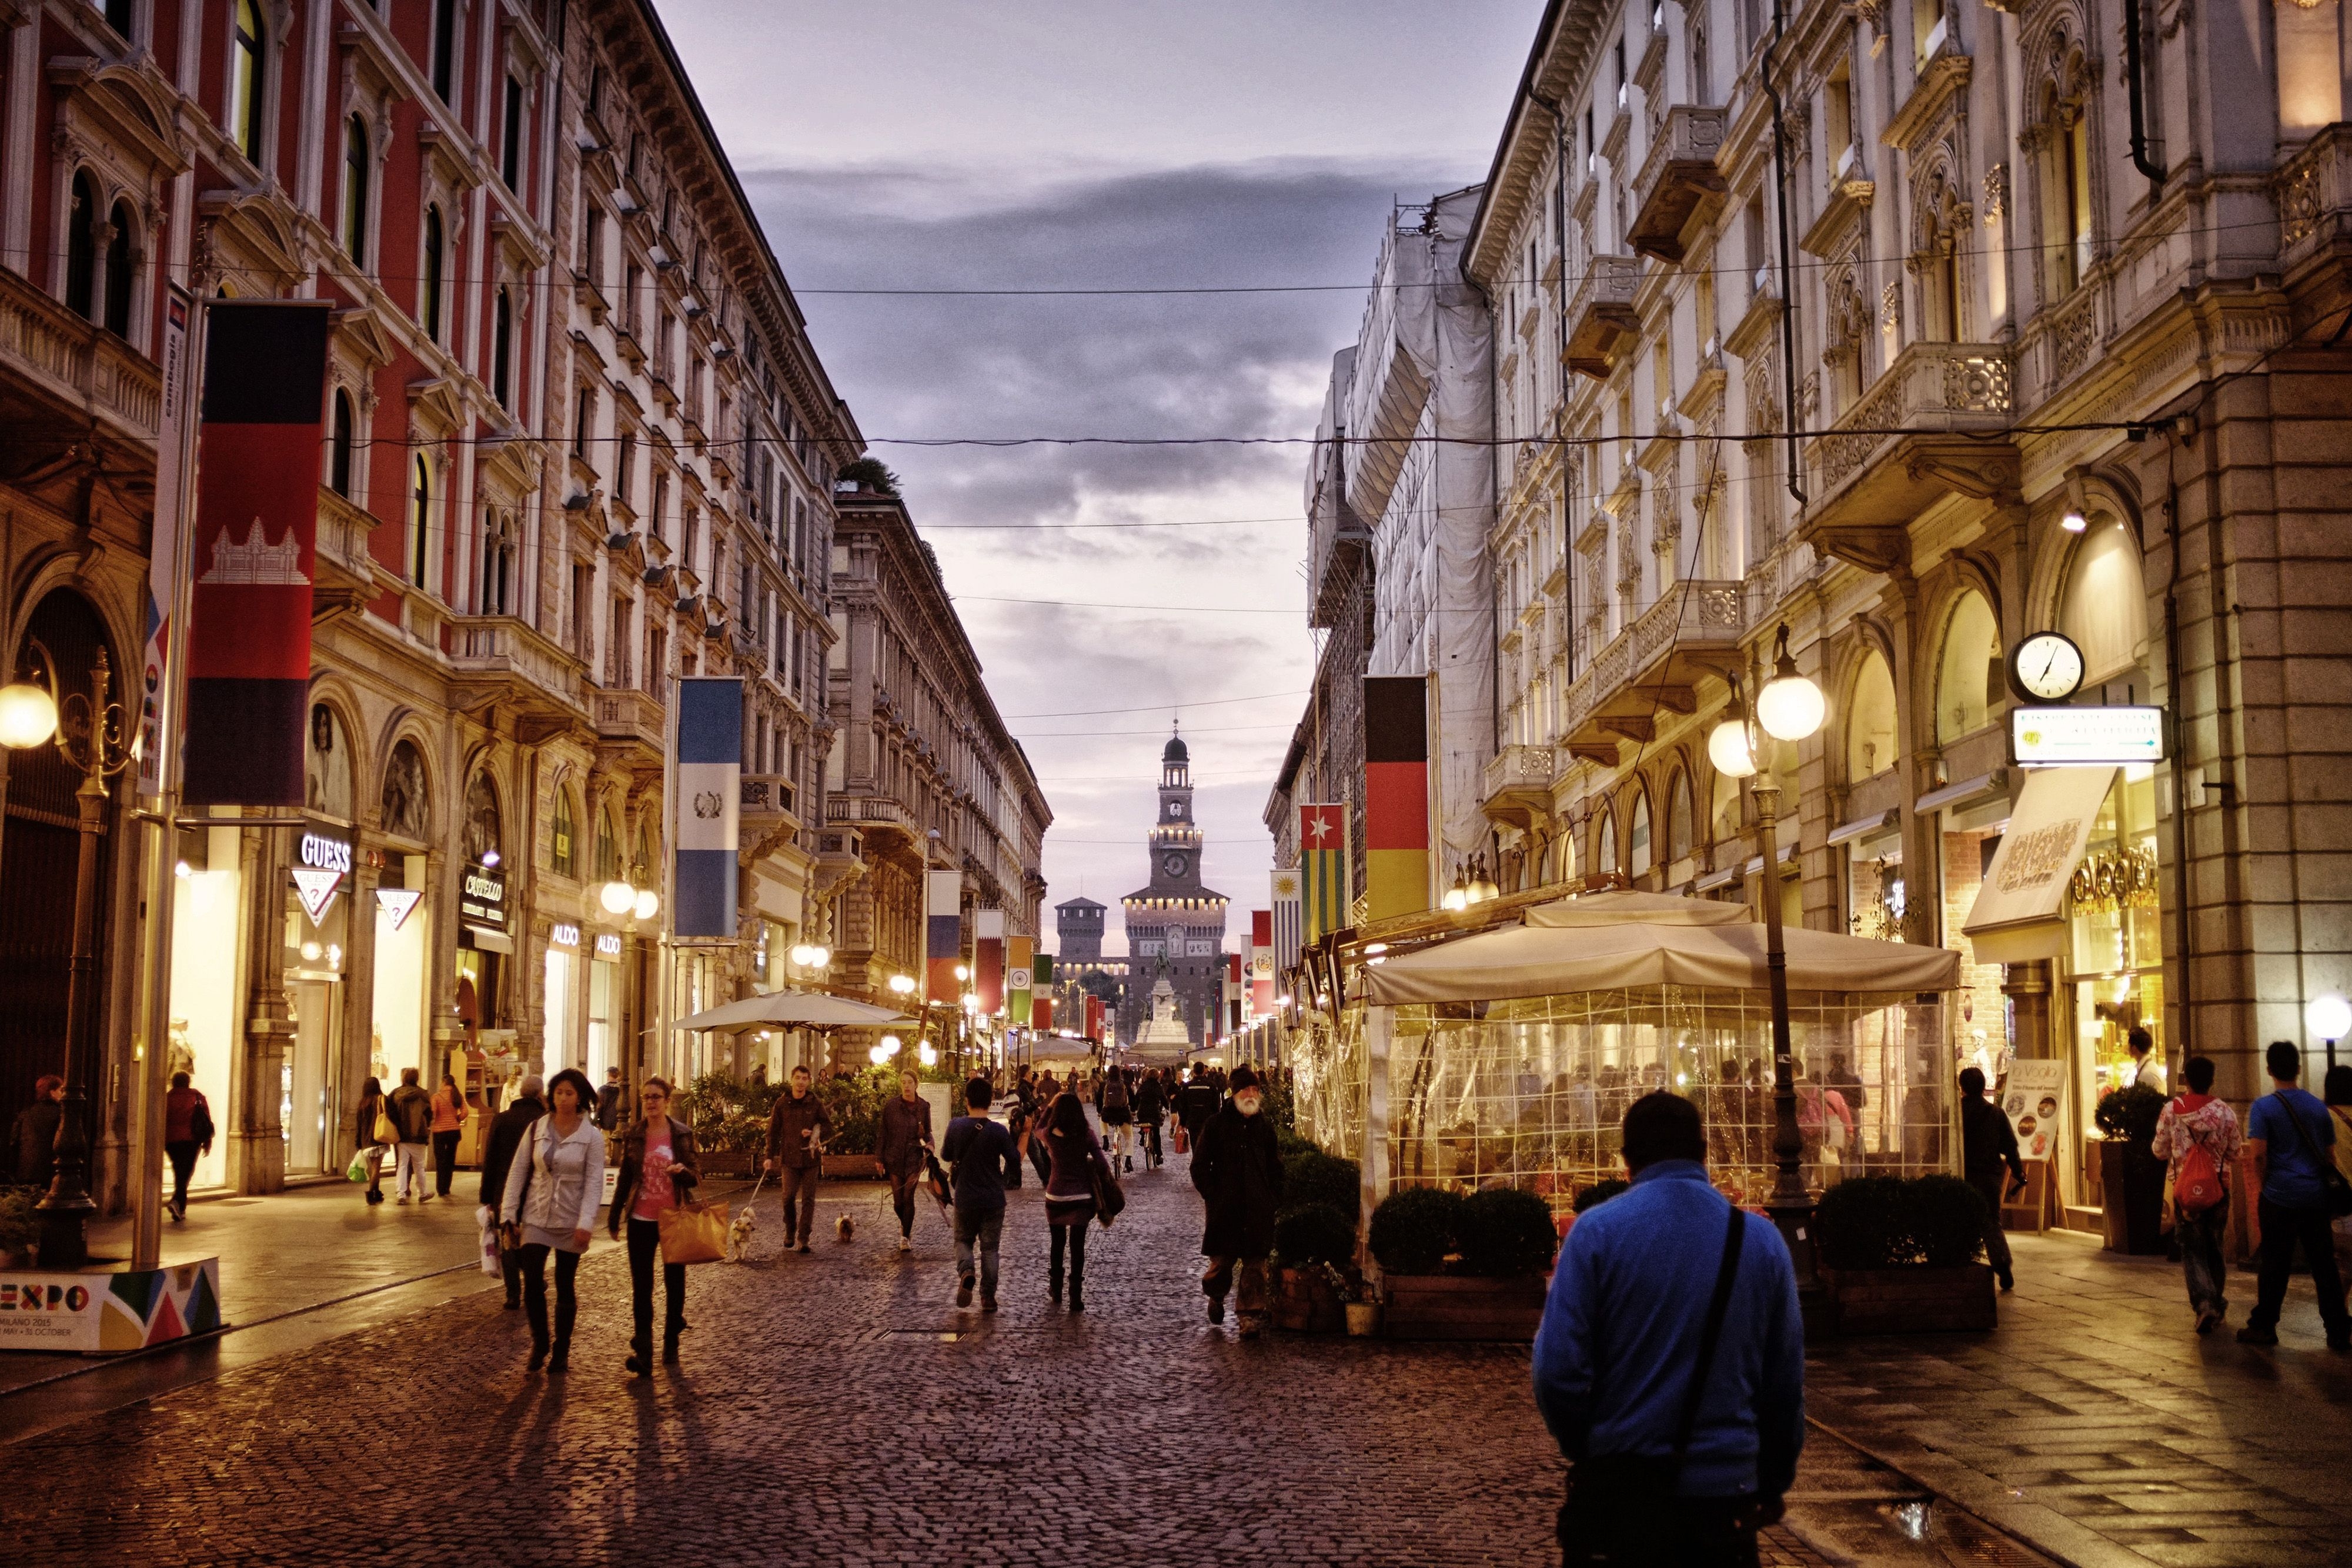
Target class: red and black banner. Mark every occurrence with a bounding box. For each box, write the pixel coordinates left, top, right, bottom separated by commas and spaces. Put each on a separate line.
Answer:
182, 303, 330, 807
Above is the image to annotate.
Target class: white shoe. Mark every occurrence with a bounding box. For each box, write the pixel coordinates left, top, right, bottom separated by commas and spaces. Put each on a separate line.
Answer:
899, 1236, 911, 1253
396, 1195, 410, 1205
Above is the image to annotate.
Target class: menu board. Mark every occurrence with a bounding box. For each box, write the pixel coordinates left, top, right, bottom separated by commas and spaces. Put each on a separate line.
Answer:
2002, 1059, 2067, 1162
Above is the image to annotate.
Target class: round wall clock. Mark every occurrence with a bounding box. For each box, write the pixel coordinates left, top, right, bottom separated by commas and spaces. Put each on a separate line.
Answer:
2009, 631, 2086, 703
1162, 852, 1187, 878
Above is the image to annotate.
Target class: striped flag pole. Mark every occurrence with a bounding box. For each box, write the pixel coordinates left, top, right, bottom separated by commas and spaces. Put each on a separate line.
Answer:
926, 871, 964, 1004
673, 678, 743, 939
1363, 674, 1431, 921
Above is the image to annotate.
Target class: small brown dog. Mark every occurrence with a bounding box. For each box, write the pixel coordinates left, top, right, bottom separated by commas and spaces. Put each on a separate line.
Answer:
835, 1212, 856, 1244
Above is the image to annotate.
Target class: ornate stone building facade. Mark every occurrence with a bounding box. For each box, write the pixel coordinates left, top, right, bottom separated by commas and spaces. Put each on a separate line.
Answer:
1463, 0, 2352, 1226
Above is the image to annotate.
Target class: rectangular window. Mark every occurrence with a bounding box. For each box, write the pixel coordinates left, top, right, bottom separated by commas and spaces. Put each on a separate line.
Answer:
570, 561, 592, 654
650, 473, 667, 541
644, 626, 666, 694
607, 596, 629, 686
431, 0, 457, 103
616, 433, 634, 507
573, 386, 593, 457
502, 76, 524, 189
583, 206, 604, 285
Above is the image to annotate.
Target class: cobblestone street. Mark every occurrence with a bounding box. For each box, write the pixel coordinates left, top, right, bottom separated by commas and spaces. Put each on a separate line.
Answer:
2, 1148, 2011, 1568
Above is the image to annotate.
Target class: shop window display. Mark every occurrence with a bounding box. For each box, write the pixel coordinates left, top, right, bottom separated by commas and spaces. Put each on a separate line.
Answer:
2067, 765, 2163, 1173
1934, 590, 2001, 743
168, 827, 242, 1195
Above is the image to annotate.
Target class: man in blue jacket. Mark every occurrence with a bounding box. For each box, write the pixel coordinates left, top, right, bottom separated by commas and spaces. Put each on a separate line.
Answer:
1533, 1091, 1805, 1567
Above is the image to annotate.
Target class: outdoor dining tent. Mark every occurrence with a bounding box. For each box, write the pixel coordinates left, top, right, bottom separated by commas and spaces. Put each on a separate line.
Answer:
1295, 891, 1963, 1220
676, 991, 916, 1031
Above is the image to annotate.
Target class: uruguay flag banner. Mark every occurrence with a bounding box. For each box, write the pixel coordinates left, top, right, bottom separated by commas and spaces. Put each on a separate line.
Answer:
673, 677, 742, 938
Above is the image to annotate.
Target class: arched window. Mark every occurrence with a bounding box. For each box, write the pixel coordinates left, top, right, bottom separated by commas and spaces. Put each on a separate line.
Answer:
2064, 108, 2092, 289
1846, 650, 1899, 780
551, 788, 577, 878
102, 202, 135, 336
1666, 771, 1695, 864
463, 770, 503, 867
329, 389, 355, 496
1595, 811, 1618, 877
479, 510, 513, 615
1628, 790, 1653, 877
341, 115, 368, 263
1711, 767, 1742, 843
65, 173, 97, 320
420, 206, 444, 341
594, 807, 620, 884
1934, 590, 2001, 743
408, 456, 431, 588
230, 0, 265, 164
491, 286, 512, 407
2059, 519, 2148, 685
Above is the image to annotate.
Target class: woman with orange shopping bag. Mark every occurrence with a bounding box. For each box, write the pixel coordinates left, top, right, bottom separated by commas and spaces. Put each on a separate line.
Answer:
610, 1076, 705, 1376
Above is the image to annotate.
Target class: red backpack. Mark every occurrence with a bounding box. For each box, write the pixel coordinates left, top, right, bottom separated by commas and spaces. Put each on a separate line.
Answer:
2173, 1103, 2226, 1215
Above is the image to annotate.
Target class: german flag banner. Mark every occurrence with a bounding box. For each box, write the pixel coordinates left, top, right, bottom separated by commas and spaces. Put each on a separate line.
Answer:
1363, 674, 1431, 920
182, 302, 330, 805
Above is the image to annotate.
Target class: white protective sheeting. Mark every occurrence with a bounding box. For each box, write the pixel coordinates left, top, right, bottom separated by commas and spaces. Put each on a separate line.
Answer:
676, 991, 916, 1032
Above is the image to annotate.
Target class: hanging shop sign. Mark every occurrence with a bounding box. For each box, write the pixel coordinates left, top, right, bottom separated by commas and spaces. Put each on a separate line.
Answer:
460, 862, 509, 930
593, 931, 623, 959
550, 922, 582, 950
2012, 706, 2164, 767
376, 887, 423, 930
289, 828, 353, 924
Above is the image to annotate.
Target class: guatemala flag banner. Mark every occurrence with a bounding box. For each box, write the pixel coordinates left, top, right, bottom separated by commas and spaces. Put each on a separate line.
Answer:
673, 677, 742, 938
926, 871, 965, 1002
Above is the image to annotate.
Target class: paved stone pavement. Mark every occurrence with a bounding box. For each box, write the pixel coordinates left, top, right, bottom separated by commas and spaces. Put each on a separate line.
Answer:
1806, 1229, 2352, 1568
5, 1149, 2021, 1568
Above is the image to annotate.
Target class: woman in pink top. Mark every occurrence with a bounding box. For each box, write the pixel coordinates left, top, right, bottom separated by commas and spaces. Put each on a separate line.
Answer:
429, 1073, 466, 1198
609, 1076, 702, 1375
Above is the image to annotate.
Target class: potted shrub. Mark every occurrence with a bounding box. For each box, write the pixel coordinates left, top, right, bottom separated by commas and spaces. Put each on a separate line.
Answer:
1815, 1175, 1997, 1334
816, 1066, 891, 1178
0, 1189, 36, 1268
2094, 1082, 2169, 1255
1373, 1185, 1555, 1342
1281, 1149, 1361, 1215
1272, 1202, 1357, 1333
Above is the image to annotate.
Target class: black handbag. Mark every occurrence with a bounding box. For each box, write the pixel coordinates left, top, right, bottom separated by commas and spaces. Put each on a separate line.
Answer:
2272, 1094, 2352, 1219
1558, 1205, 1748, 1566
1090, 1148, 1127, 1227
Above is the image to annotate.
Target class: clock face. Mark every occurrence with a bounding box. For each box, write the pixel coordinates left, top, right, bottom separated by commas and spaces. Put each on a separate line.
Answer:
2010, 632, 2086, 702
1161, 852, 1187, 878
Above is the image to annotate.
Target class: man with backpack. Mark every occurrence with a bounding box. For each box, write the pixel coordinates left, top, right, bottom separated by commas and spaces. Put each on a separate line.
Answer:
2237, 1040, 2351, 1350
1957, 1067, 2022, 1292
2151, 1055, 2243, 1335
1099, 1064, 1134, 1172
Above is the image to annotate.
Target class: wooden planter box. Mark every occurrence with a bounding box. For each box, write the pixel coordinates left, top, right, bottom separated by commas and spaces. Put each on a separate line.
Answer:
2098, 1141, 2168, 1255
698, 1151, 759, 1178
1273, 1266, 1347, 1334
821, 1153, 884, 1179
1381, 1273, 1548, 1342
1822, 1263, 1996, 1335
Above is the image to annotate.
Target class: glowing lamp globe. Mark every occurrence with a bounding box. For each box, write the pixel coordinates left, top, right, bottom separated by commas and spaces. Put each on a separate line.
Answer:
1708, 718, 1758, 778
868, 1044, 891, 1066
633, 889, 660, 922
0, 683, 58, 750
790, 944, 814, 967
1756, 669, 1825, 742
879, 1034, 902, 1055
808, 946, 830, 968
917, 1042, 938, 1066
600, 880, 636, 915
2311, 994, 2352, 1042
888, 974, 916, 995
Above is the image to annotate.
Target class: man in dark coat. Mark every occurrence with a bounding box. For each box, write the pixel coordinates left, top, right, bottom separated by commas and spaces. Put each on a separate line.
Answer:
1190, 1064, 1284, 1338
479, 1075, 547, 1309
1175, 1062, 1221, 1152
764, 1065, 833, 1252
9, 1075, 64, 1192
1959, 1066, 2023, 1292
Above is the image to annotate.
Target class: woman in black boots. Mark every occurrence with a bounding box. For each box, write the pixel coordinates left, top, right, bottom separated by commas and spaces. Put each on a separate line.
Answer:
1041, 1089, 1112, 1311
610, 1076, 701, 1375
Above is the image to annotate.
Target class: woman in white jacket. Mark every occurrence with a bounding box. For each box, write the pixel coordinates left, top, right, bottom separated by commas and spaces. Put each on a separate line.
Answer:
501, 1067, 606, 1373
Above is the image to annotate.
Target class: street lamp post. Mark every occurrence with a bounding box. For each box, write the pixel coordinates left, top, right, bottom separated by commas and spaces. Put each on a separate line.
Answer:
0, 652, 135, 1269
1709, 625, 1826, 1287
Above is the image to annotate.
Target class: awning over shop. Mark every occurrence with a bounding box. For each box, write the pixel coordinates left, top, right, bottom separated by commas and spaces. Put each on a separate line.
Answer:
1361, 891, 1960, 1004
676, 991, 916, 1033
1959, 765, 2118, 964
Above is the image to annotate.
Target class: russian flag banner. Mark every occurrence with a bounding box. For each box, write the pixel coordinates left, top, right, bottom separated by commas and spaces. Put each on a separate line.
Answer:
926, 870, 963, 1002
673, 678, 741, 938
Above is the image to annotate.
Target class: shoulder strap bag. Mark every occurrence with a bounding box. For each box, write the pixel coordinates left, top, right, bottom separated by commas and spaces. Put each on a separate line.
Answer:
2272, 1093, 2352, 1219
1559, 1204, 1749, 1566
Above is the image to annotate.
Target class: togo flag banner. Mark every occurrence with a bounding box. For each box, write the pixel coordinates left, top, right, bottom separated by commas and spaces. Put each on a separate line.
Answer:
182, 302, 330, 805
673, 678, 742, 938
1298, 803, 1351, 945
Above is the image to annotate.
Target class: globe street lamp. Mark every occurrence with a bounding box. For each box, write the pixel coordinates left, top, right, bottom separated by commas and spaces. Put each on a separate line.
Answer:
2311, 994, 2352, 1070
1718, 624, 1826, 1284
600, 878, 636, 915
0, 654, 132, 1268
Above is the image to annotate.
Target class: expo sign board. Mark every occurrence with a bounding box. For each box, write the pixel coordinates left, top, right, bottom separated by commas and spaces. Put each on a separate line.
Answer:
2012, 706, 2164, 767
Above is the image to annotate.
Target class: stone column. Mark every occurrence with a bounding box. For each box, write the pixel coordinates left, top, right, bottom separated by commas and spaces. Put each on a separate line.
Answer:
238, 827, 292, 1194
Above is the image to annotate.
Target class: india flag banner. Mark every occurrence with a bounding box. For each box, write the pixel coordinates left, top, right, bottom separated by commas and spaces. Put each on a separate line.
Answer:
1298, 803, 1351, 945
672, 677, 742, 938
926, 870, 964, 1003
975, 909, 1005, 1013
1007, 935, 1033, 1028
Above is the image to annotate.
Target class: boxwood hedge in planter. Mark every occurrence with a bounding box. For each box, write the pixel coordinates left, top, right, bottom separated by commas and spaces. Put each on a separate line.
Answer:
1571, 1178, 1629, 1214
1455, 1188, 1558, 1278
1282, 1150, 1361, 1215
1368, 1186, 1465, 1276
1371, 1186, 1549, 1342
1274, 1202, 1358, 1269
1815, 1174, 1996, 1334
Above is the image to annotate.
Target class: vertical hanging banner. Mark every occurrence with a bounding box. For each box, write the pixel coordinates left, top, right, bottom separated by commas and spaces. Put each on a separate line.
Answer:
974, 909, 1005, 1012
1363, 674, 1431, 920
182, 302, 330, 805
673, 677, 743, 937
1270, 869, 1302, 973
1298, 804, 1352, 944
925, 870, 963, 1003
1084, 993, 1105, 1042
1225, 953, 1244, 1034
138, 286, 194, 797
1007, 934, 1033, 1028
1250, 909, 1275, 1019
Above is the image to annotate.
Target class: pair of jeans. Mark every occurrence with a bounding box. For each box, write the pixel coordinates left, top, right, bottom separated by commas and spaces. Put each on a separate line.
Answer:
953, 1205, 1004, 1300
888, 1158, 923, 1237
516, 1242, 579, 1350
2177, 1202, 2229, 1316
164, 1140, 198, 1211
624, 1216, 687, 1349
395, 1142, 432, 1200
432, 1130, 460, 1196
1048, 1209, 1090, 1295
1204, 1255, 1271, 1324
2250, 1196, 2352, 1338
777, 1163, 817, 1243
1967, 1172, 2014, 1282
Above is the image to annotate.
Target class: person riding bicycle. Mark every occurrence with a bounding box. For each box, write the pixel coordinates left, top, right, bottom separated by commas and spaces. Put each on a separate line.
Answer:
1132, 1068, 1166, 1169
1099, 1064, 1135, 1172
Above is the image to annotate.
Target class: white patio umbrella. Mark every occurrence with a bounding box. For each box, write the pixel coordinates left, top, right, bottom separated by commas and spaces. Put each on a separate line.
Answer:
675, 990, 916, 1033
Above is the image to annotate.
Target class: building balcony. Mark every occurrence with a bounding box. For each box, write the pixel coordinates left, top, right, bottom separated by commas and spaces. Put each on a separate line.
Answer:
739, 774, 803, 854
592, 686, 666, 756
2279, 123, 2352, 265
825, 793, 920, 852
1628, 106, 1728, 264
1558, 579, 1746, 764
0, 265, 160, 446
449, 616, 590, 734
313, 487, 383, 623
1563, 255, 1642, 380
1481, 743, 1556, 828
1799, 341, 2018, 576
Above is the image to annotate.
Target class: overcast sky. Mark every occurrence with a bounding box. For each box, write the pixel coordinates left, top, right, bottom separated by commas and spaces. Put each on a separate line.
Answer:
659, 0, 1544, 954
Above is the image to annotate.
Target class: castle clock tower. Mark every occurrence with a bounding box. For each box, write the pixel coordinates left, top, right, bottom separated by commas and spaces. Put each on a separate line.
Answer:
1118, 729, 1228, 1055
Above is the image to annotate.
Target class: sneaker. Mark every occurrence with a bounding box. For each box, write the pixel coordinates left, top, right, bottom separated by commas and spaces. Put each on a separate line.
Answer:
2236, 1325, 2279, 1346
420, 1194, 433, 1205
956, 1275, 975, 1308
396, 1195, 410, 1206
899, 1236, 911, 1253
2194, 1308, 2220, 1336
1207, 1296, 1225, 1325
